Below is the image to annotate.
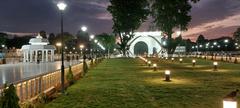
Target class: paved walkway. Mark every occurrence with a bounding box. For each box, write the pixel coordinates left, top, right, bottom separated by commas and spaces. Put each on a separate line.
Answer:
0, 60, 82, 85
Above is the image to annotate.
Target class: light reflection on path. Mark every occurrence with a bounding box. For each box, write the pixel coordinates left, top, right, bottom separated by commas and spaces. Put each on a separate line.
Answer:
0, 60, 82, 85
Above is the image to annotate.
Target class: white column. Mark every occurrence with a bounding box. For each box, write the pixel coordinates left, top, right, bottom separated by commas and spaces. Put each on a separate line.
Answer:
26, 51, 29, 62
42, 50, 44, 62
23, 51, 26, 62
30, 50, 33, 62
51, 50, 54, 62
46, 50, 48, 62
35, 50, 38, 62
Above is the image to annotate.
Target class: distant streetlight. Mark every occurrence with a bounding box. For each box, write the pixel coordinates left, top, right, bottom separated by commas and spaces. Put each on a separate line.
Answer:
81, 26, 87, 32
213, 42, 217, 46
80, 44, 85, 49
176, 31, 181, 36
171, 58, 174, 62
224, 39, 229, 43
56, 42, 62, 54
94, 39, 98, 43
90, 35, 95, 40
57, 1, 67, 93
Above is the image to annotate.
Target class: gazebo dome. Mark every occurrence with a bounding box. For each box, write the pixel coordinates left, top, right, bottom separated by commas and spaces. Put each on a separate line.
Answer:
29, 34, 49, 45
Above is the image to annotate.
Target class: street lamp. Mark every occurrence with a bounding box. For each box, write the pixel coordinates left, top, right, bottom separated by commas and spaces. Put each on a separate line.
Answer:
90, 35, 95, 40
171, 58, 174, 62
81, 26, 87, 32
57, 2, 67, 93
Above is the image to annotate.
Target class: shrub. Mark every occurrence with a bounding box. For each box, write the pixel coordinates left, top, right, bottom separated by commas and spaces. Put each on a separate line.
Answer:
67, 66, 74, 85
1, 83, 20, 108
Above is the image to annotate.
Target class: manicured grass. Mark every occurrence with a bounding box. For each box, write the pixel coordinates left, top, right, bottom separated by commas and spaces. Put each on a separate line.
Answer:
45, 57, 240, 108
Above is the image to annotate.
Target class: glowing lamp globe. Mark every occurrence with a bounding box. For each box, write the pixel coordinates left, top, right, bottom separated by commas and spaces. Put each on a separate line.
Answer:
57, 2, 67, 11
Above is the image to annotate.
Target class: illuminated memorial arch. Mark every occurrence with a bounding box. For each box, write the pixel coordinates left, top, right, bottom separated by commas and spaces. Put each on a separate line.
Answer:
127, 31, 167, 57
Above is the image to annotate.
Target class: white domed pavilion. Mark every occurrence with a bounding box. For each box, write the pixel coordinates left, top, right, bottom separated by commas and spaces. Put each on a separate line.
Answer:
21, 34, 56, 63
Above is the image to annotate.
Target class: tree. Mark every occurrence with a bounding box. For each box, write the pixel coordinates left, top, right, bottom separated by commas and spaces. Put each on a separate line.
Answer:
196, 34, 207, 44
151, 0, 199, 54
233, 27, 240, 43
0, 33, 8, 46
48, 33, 55, 45
39, 30, 47, 38
96, 33, 116, 58
107, 0, 149, 56
1, 84, 20, 108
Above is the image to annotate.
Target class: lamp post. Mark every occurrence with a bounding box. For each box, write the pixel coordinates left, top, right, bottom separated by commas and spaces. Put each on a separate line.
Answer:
165, 70, 171, 81
57, 2, 67, 93
81, 26, 87, 32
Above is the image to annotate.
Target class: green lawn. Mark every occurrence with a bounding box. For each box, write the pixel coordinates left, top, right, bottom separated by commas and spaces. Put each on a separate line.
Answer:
45, 58, 240, 108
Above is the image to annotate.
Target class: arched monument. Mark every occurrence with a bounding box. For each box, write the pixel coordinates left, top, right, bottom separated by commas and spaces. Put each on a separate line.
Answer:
127, 31, 167, 57
21, 34, 56, 63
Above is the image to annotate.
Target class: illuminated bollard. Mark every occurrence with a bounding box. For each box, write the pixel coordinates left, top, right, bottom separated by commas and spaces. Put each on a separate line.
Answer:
213, 61, 218, 71
179, 58, 183, 63
148, 61, 151, 67
192, 59, 196, 67
223, 89, 239, 108
165, 70, 171, 81
153, 63, 157, 71
234, 57, 238, 64
171, 58, 174, 62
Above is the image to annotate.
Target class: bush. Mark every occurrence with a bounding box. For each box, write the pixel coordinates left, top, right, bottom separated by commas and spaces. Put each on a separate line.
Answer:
83, 60, 88, 75
1, 83, 20, 108
67, 66, 74, 85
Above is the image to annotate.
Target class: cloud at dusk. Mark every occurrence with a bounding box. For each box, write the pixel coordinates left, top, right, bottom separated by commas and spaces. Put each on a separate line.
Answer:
0, 0, 240, 41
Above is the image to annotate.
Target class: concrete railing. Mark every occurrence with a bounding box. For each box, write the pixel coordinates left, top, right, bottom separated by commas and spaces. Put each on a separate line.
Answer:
0, 58, 101, 102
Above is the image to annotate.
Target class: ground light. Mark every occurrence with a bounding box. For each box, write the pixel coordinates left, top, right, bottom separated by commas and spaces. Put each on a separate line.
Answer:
171, 58, 174, 62
153, 63, 157, 71
148, 61, 151, 67
223, 100, 237, 108
179, 58, 183, 63
192, 59, 196, 67
213, 61, 218, 71
223, 89, 238, 108
165, 70, 171, 81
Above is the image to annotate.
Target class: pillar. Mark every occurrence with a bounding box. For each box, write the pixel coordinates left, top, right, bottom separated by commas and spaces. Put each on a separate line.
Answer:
30, 50, 33, 62
46, 50, 48, 62
23, 51, 26, 62
42, 50, 44, 62
35, 50, 37, 62
51, 50, 54, 62
26, 51, 29, 62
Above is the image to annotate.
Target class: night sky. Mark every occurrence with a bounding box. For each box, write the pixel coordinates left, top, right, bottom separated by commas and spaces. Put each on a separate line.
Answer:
0, 0, 240, 41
